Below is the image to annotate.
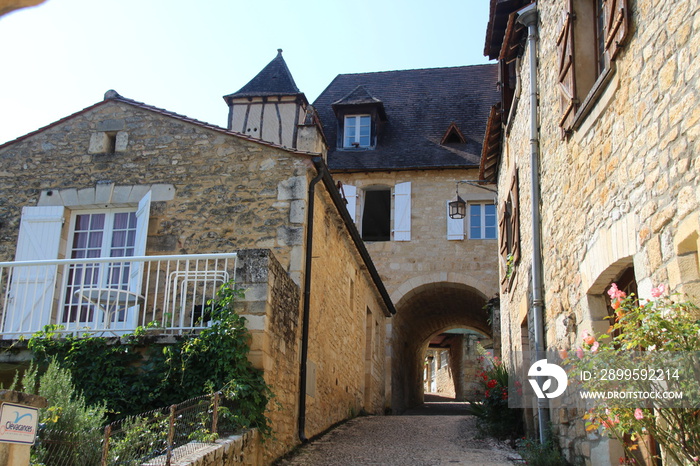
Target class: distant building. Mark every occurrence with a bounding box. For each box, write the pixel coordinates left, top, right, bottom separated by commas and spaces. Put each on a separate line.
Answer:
313, 64, 500, 412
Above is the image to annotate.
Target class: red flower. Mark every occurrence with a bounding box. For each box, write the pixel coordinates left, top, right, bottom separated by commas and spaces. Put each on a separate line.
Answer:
487, 379, 498, 388
485, 390, 490, 397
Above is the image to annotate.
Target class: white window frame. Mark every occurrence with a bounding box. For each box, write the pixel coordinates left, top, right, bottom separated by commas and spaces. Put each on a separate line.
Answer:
468, 203, 497, 240
343, 115, 371, 148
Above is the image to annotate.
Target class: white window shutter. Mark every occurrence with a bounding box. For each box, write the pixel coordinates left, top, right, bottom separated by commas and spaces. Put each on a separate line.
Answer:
393, 182, 411, 241
343, 184, 357, 223
446, 201, 465, 240
6, 206, 65, 335
129, 191, 151, 290
121, 191, 151, 331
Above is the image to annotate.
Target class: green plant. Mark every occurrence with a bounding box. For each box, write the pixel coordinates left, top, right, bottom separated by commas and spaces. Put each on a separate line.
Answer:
517, 427, 568, 466
23, 281, 273, 435
566, 284, 700, 465
467, 344, 523, 440
20, 359, 107, 465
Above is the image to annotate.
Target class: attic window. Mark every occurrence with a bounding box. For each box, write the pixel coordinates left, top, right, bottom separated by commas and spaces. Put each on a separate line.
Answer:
441, 123, 466, 145
344, 115, 371, 148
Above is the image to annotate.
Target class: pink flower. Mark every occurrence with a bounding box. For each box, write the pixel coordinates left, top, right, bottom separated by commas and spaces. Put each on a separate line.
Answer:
634, 408, 643, 420
591, 341, 599, 353
608, 283, 627, 300
576, 347, 585, 359
651, 284, 667, 298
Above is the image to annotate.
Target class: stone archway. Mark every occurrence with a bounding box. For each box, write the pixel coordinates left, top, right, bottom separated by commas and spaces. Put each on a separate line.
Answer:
390, 281, 490, 413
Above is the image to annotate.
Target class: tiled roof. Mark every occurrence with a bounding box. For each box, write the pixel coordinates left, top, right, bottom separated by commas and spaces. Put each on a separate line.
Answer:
313, 64, 499, 172
223, 49, 302, 102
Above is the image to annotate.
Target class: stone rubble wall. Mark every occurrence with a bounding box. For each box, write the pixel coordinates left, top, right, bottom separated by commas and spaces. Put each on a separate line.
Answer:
499, 0, 700, 464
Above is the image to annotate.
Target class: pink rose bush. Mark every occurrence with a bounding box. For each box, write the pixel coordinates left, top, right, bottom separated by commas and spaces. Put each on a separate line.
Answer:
566, 284, 700, 464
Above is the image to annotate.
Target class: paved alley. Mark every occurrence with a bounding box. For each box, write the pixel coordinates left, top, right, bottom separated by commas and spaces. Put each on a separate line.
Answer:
276, 396, 521, 465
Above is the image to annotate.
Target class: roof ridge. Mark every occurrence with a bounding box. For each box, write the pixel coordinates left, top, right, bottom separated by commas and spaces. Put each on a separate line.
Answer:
334, 63, 496, 78
0, 91, 322, 157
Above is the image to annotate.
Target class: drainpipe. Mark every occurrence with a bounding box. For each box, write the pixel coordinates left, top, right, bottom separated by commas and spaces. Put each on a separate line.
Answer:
298, 159, 324, 443
517, 2, 548, 443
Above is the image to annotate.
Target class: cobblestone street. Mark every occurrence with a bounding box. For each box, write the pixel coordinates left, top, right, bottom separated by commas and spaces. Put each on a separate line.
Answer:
276, 396, 521, 465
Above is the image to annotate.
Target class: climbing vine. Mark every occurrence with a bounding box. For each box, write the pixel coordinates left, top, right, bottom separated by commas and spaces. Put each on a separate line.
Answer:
23, 282, 272, 433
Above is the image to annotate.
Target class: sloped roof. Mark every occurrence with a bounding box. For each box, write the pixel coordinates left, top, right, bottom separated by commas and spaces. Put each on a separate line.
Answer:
313, 64, 499, 171
223, 49, 301, 102
0, 90, 320, 156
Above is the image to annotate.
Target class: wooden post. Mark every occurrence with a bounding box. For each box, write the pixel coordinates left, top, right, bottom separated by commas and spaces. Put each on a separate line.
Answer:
211, 392, 220, 435
166, 404, 176, 466
101, 424, 111, 466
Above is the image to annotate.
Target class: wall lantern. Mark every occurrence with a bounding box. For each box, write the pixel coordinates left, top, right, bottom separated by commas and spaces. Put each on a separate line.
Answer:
448, 184, 466, 219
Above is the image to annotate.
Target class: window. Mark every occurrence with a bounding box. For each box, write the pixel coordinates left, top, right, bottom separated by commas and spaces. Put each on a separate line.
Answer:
346, 182, 411, 242
362, 189, 391, 241
344, 115, 371, 148
6, 191, 151, 335
469, 203, 497, 239
63, 210, 137, 324
557, 0, 629, 135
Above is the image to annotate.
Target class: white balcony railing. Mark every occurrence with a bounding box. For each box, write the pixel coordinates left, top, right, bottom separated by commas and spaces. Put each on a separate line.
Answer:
0, 253, 237, 339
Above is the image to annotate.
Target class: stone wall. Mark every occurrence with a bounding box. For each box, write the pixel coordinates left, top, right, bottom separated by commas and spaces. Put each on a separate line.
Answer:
333, 168, 500, 411
333, 169, 499, 299
302, 185, 390, 436
0, 98, 312, 282
498, 1, 700, 464
0, 98, 393, 462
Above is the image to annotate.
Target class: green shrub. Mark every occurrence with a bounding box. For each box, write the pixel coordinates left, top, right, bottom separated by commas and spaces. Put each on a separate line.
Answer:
25, 281, 273, 435
20, 359, 107, 465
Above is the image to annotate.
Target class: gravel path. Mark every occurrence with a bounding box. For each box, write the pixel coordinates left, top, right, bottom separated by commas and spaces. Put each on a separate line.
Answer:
276, 398, 522, 465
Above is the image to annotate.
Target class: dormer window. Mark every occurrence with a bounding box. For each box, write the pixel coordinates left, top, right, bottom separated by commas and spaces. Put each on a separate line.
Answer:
332, 85, 387, 151
344, 115, 371, 148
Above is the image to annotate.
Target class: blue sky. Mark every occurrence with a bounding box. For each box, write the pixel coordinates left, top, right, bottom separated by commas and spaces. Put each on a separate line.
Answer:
0, 0, 493, 145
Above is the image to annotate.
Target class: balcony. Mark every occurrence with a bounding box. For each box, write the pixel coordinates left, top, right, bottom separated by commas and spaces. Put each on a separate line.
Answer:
0, 253, 238, 339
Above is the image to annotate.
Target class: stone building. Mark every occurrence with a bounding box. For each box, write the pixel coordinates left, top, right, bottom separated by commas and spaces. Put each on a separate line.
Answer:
0, 51, 394, 461
312, 65, 501, 412
483, 0, 700, 464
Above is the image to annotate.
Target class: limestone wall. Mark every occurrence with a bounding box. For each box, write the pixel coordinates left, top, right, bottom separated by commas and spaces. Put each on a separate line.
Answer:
0, 99, 312, 281
498, 0, 700, 463
333, 169, 499, 300
302, 185, 390, 436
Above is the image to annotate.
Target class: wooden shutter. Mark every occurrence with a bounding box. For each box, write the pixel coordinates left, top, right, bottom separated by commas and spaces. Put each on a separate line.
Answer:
499, 169, 520, 290
5, 206, 64, 335
343, 184, 358, 223
603, 0, 629, 61
509, 169, 520, 263
446, 201, 465, 240
557, 0, 577, 134
393, 182, 411, 241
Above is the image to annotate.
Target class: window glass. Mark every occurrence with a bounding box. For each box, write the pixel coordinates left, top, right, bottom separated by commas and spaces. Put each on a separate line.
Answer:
344, 115, 371, 148
64, 210, 137, 323
469, 203, 497, 240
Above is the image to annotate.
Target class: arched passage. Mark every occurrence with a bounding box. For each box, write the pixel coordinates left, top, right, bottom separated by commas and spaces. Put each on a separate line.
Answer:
390, 281, 491, 413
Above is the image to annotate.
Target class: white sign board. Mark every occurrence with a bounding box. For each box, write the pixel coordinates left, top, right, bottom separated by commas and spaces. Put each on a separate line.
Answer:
0, 403, 39, 445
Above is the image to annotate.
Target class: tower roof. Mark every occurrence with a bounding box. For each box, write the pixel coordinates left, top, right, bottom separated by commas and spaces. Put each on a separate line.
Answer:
223, 49, 301, 103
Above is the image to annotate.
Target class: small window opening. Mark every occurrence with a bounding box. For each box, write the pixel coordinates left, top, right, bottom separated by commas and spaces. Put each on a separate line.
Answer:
362, 189, 391, 241
106, 132, 117, 154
